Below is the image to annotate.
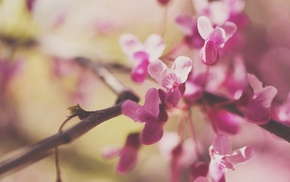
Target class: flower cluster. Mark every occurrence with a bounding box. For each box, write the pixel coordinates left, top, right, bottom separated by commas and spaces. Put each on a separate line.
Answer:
102, 0, 283, 181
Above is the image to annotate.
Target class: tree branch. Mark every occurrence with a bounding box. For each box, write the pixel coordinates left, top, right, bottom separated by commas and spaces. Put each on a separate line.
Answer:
0, 57, 139, 176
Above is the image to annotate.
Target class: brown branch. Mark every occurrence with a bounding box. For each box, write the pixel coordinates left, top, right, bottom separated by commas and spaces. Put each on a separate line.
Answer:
0, 104, 122, 175
0, 57, 139, 176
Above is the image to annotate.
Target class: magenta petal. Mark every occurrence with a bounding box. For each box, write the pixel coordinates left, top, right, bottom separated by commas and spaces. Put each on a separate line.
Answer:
122, 100, 142, 121
161, 70, 181, 90
197, 16, 214, 40
144, 34, 165, 61
171, 56, 193, 83
203, 41, 219, 65
208, 28, 226, 48
213, 134, 232, 155
245, 100, 271, 125
247, 74, 263, 93
143, 88, 160, 117
225, 146, 254, 166
116, 147, 138, 174
220, 22, 237, 41
148, 59, 167, 84
209, 160, 226, 182
141, 122, 163, 145
213, 109, 241, 135
255, 86, 277, 108
131, 58, 149, 83
164, 88, 182, 109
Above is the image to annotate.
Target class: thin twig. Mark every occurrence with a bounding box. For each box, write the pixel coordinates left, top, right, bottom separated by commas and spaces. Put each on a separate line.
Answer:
55, 114, 77, 182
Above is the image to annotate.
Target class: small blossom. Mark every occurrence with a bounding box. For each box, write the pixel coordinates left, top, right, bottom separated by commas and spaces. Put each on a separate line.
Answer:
122, 88, 168, 145
148, 56, 192, 91
120, 33, 165, 82
209, 134, 253, 182
237, 74, 277, 125
102, 133, 141, 174
197, 16, 237, 65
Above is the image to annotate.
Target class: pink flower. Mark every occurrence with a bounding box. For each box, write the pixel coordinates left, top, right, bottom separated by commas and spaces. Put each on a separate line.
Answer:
120, 33, 165, 82
175, 15, 205, 48
148, 56, 192, 91
209, 134, 253, 182
102, 133, 141, 174
122, 88, 168, 145
197, 16, 237, 65
237, 74, 277, 125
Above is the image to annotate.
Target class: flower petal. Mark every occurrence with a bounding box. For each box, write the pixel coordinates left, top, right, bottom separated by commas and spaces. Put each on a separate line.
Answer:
245, 100, 271, 125
220, 22, 237, 41
116, 147, 138, 174
161, 69, 181, 90
144, 34, 165, 61
213, 134, 232, 155
143, 88, 160, 117
256, 86, 277, 108
209, 159, 226, 182
131, 53, 149, 83
212, 109, 241, 135
171, 56, 193, 83
141, 122, 163, 145
101, 146, 121, 159
208, 28, 226, 48
119, 34, 143, 56
197, 16, 214, 40
225, 146, 254, 166
247, 74, 263, 94
148, 59, 167, 84
122, 100, 142, 121
164, 88, 182, 108
202, 40, 219, 65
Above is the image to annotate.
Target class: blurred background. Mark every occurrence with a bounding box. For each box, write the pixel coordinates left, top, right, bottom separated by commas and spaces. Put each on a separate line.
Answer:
0, 0, 290, 181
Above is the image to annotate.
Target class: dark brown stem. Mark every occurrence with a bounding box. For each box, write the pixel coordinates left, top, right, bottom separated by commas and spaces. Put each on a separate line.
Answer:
0, 104, 122, 176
